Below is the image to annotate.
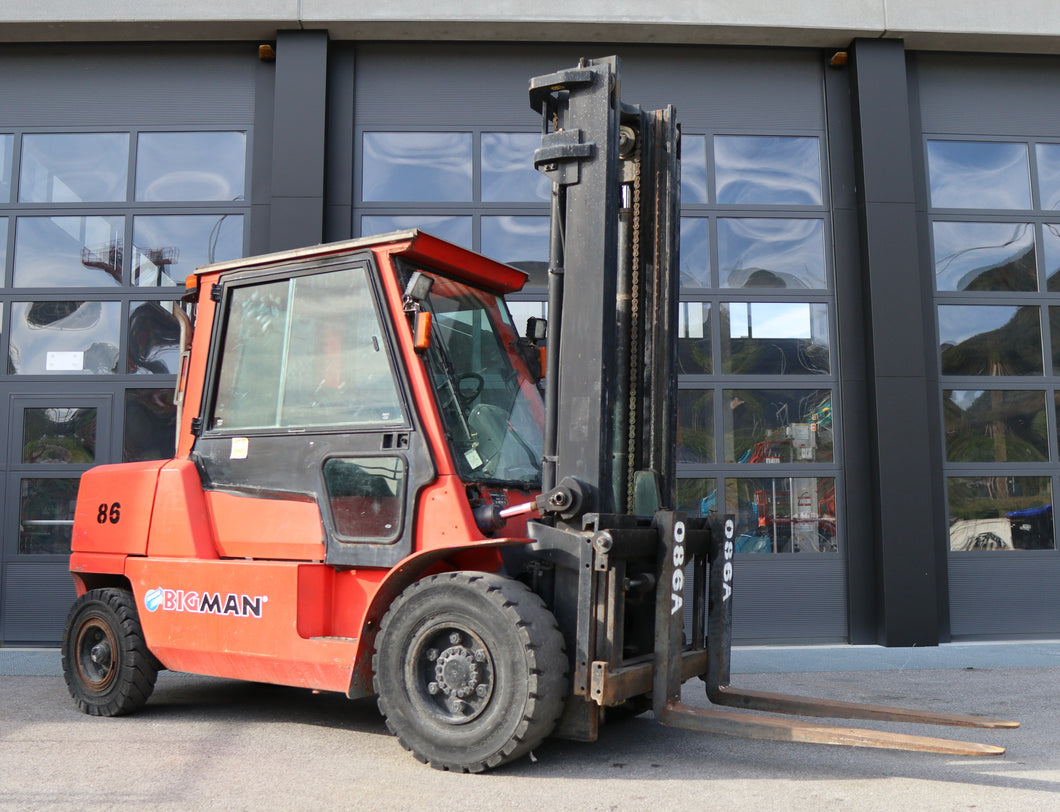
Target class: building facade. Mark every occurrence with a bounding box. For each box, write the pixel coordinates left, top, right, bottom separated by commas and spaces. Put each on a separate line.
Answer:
3, 3, 1060, 646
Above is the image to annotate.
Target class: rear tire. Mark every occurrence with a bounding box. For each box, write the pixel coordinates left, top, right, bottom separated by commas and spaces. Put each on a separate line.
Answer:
373, 571, 567, 772
62, 588, 158, 716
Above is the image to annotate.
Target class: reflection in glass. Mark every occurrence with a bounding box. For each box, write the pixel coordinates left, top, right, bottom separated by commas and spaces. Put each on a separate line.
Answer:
943, 390, 1047, 463
7, 301, 121, 374
721, 302, 829, 375
132, 215, 244, 286
927, 140, 1031, 210
324, 456, 406, 540
128, 301, 182, 373
677, 301, 712, 374
718, 218, 826, 288
481, 133, 549, 202
938, 305, 1042, 376
725, 476, 838, 553
681, 135, 708, 204
360, 215, 472, 249
481, 216, 548, 283
948, 476, 1053, 550
1, 133, 12, 200
19, 133, 128, 203
22, 407, 97, 463
124, 388, 176, 462
724, 389, 833, 463
715, 136, 823, 205
361, 132, 472, 202
1036, 143, 1060, 209
676, 478, 718, 519
932, 221, 1036, 291
136, 131, 246, 201
13, 216, 124, 287
677, 389, 713, 463
1044, 224, 1060, 291
680, 218, 710, 289
19, 478, 79, 555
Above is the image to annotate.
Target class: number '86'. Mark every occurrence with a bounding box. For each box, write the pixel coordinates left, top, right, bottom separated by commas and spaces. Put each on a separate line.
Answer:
96, 502, 121, 525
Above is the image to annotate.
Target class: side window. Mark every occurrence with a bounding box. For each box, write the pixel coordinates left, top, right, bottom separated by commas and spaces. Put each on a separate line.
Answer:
323, 456, 406, 542
211, 266, 404, 430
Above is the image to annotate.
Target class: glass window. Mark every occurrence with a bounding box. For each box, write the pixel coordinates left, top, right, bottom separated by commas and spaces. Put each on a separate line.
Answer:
361, 215, 472, 249
714, 136, 823, 206
506, 301, 546, 338
938, 305, 1042, 376
13, 216, 124, 287
677, 389, 713, 464
481, 133, 549, 202
927, 140, 1032, 210
681, 135, 708, 204
128, 301, 182, 374
724, 389, 833, 463
1043, 224, 1060, 292
680, 218, 710, 289
124, 388, 176, 462
932, 221, 1036, 292
677, 301, 712, 375
135, 131, 246, 201
8, 301, 121, 374
22, 407, 97, 464
0, 217, 7, 278
1, 133, 12, 201
132, 214, 244, 286
718, 218, 827, 289
943, 389, 1048, 463
1035, 143, 1060, 210
324, 456, 407, 541
721, 302, 830, 375
948, 476, 1053, 550
19, 133, 128, 203
481, 216, 548, 283
676, 477, 718, 517
212, 267, 404, 430
724, 476, 838, 553
361, 132, 472, 202
18, 478, 79, 555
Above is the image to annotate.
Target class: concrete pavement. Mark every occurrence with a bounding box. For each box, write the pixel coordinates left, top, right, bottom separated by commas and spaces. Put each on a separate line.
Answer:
2, 643, 1058, 810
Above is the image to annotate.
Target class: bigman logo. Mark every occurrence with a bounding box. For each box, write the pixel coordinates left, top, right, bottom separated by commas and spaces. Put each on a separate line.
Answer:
143, 587, 267, 618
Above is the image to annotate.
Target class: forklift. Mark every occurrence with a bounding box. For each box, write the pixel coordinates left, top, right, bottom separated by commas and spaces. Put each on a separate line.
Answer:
62, 56, 1016, 772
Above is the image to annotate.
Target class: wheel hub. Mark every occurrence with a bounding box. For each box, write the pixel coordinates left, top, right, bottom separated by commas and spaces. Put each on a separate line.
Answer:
419, 628, 494, 724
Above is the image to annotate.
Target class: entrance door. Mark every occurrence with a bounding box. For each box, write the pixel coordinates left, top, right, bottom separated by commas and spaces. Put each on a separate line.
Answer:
1, 393, 112, 643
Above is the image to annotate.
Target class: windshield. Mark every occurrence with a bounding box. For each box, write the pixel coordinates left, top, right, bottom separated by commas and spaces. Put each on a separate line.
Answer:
412, 269, 544, 488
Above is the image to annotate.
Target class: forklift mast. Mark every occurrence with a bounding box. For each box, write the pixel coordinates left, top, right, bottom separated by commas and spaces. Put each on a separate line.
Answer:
530, 56, 680, 520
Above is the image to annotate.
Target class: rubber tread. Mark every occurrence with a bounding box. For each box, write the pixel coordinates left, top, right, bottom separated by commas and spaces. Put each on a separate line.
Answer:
61, 588, 159, 717
373, 571, 568, 772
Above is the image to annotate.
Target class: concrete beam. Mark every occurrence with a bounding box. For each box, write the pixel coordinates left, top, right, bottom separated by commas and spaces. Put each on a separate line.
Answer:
1, 1, 1060, 54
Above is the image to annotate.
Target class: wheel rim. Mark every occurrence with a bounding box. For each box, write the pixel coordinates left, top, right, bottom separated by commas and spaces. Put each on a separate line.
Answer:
74, 613, 118, 693
406, 621, 494, 725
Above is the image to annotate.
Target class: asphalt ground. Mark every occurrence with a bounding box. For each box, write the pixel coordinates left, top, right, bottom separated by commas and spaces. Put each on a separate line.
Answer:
2, 644, 1058, 811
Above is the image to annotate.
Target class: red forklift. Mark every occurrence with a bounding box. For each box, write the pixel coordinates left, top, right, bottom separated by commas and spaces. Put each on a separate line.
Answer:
62, 56, 1015, 772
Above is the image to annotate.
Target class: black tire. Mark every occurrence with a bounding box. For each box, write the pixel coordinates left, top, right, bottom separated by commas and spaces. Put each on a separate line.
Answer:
61, 588, 158, 717
373, 571, 568, 772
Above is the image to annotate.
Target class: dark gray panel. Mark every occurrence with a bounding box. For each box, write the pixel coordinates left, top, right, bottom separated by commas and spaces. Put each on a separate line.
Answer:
2, 562, 76, 644
272, 31, 328, 200
0, 44, 257, 128
949, 555, 1060, 637
917, 53, 1060, 137
731, 558, 848, 641
352, 43, 825, 131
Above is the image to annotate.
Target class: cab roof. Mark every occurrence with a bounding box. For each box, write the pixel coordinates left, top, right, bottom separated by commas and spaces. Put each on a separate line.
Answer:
187, 230, 529, 295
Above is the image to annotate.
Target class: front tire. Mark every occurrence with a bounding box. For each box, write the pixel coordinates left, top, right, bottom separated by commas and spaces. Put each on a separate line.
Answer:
61, 588, 158, 716
373, 571, 567, 772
